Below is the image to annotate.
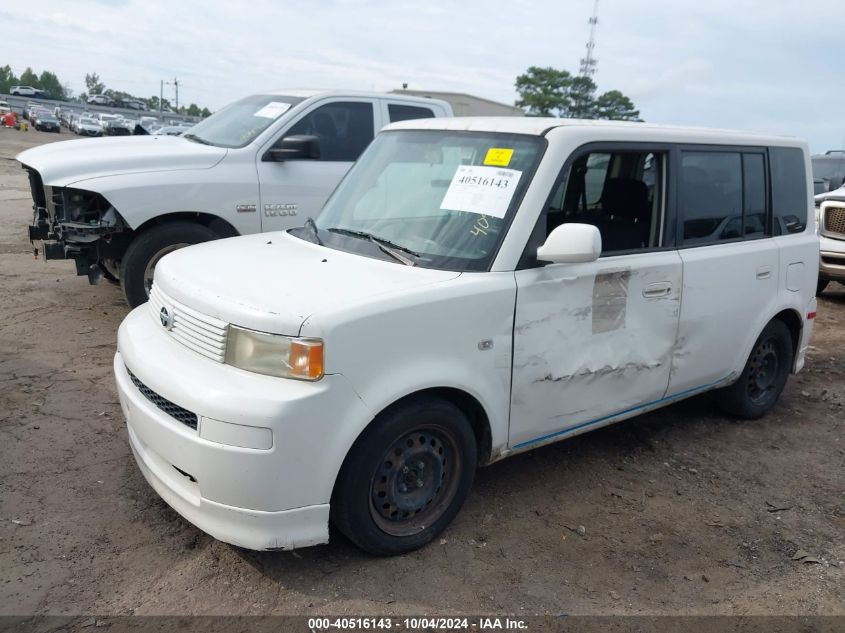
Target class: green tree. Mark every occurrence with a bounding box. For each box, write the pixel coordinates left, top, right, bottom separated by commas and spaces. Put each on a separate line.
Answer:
185, 103, 201, 116
0, 65, 18, 93
19, 67, 40, 88
200, 107, 211, 118
593, 90, 640, 121
38, 70, 65, 99
564, 75, 597, 118
515, 65, 641, 121
85, 72, 105, 95
515, 66, 573, 116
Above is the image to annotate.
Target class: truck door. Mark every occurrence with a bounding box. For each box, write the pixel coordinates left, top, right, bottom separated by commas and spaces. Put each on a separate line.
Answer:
256, 99, 381, 232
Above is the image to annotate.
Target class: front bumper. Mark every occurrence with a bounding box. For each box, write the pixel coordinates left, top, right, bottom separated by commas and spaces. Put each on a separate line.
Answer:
819, 235, 845, 282
115, 306, 374, 550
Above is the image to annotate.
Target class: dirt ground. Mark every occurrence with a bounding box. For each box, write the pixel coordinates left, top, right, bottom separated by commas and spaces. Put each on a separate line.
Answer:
1, 127, 843, 618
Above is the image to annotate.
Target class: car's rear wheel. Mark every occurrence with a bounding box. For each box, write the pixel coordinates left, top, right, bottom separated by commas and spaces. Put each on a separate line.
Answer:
331, 396, 477, 556
715, 319, 793, 419
120, 222, 219, 308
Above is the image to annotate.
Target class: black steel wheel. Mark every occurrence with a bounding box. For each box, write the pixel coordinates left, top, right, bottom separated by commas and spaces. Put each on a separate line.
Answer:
331, 396, 477, 555
716, 319, 793, 419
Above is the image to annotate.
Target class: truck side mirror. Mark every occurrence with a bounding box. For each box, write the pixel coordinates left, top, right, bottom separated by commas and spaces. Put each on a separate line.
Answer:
263, 135, 321, 162
537, 223, 602, 264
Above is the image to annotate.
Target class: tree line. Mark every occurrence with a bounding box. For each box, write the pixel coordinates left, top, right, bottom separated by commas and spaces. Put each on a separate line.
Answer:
0, 66, 212, 117
515, 66, 640, 121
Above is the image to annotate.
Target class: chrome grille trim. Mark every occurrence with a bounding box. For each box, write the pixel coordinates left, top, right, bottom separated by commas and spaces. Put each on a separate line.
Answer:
149, 284, 228, 362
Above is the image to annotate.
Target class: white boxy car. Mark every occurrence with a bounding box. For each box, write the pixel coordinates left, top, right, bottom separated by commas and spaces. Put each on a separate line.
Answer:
115, 117, 818, 555
17, 91, 451, 307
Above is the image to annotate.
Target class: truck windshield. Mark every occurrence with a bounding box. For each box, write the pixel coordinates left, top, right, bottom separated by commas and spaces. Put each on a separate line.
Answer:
182, 94, 306, 148
305, 130, 545, 272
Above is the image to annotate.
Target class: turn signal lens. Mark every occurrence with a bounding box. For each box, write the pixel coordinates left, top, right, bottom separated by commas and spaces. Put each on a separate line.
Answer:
289, 339, 324, 380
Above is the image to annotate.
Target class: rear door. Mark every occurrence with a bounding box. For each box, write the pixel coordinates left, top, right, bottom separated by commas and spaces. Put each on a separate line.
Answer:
256, 98, 382, 232
666, 147, 779, 395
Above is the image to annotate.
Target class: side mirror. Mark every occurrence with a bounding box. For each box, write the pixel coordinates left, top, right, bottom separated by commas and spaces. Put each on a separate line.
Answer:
537, 223, 602, 264
263, 134, 320, 162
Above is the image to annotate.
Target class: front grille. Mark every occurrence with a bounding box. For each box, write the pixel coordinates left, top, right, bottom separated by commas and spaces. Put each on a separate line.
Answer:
823, 204, 845, 236
149, 284, 228, 362
127, 367, 198, 430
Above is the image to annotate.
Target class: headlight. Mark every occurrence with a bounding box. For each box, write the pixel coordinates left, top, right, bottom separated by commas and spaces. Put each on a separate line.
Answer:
224, 325, 324, 381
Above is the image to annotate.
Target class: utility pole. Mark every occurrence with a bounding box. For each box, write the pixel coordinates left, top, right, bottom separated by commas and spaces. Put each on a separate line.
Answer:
173, 78, 179, 113
579, 0, 600, 79
159, 80, 163, 118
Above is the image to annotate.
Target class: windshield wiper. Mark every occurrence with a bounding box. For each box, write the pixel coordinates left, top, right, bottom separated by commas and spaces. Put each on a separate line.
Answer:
182, 133, 213, 146
303, 217, 323, 245
326, 227, 419, 266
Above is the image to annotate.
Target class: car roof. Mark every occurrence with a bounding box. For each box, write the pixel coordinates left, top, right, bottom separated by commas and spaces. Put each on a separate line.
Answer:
262, 89, 450, 106
383, 116, 804, 147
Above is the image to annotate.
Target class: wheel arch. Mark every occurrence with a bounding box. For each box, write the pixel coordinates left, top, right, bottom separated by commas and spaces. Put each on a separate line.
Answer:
772, 307, 803, 373
132, 211, 240, 240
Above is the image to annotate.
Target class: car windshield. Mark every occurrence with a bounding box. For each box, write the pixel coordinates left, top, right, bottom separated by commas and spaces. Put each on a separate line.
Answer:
301, 130, 545, 272
80, 118, 96, 124
181, 94, 306, 148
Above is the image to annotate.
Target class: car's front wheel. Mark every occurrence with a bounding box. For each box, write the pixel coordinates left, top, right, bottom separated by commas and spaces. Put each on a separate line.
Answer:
120, 222, 219, 308
331, 396, 477, 556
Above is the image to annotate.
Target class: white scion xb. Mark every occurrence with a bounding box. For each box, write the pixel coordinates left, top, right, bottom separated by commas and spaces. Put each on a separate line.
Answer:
115, 117, 818, 555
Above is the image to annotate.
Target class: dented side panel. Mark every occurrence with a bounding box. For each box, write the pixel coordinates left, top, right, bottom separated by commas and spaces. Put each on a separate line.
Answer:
509, 251, 683, 448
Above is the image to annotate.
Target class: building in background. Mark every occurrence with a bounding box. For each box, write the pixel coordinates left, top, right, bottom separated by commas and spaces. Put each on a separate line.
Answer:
390, 89, 524, 117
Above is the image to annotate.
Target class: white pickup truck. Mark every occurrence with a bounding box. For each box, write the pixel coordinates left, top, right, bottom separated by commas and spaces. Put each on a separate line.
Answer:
18, 90, 451, 306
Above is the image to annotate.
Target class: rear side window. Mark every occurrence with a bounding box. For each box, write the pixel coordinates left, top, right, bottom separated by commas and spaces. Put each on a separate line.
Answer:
388, 104, 435, 123
679, 152, 743, 244
770, 147, 808, 234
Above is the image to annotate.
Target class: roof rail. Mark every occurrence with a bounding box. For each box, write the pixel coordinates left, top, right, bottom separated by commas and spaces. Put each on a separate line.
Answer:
825, 150, 845, 155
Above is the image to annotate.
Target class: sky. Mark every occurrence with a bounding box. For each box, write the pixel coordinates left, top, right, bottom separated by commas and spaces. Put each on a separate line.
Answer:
1, 0, 842, 152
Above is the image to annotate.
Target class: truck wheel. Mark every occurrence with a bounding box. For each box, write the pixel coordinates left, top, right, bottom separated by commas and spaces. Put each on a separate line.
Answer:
715, 319, 793, 420
98, 259, 120, 284
120, 222, 218, 308
331, 396, 477, 556
817, 279, 829, 295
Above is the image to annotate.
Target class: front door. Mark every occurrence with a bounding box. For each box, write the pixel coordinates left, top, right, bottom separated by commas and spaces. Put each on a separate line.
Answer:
509, 147, 682, 449
256, 99, 379, 232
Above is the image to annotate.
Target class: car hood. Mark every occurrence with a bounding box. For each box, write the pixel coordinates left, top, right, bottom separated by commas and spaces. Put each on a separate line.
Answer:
154, 231, 461, 335
16, 135, 227, 187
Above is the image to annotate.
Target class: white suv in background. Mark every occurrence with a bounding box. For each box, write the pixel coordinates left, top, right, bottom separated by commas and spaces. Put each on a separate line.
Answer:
10, 85, 38, 96
815, 184, 845, 293
17, 90, 451, 307
115, 117, 818, 554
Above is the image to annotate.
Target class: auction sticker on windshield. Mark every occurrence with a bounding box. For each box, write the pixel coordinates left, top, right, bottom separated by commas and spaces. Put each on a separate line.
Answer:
483, 147, 514, 167
440, 165, 521, 219
254, 101, 292, 119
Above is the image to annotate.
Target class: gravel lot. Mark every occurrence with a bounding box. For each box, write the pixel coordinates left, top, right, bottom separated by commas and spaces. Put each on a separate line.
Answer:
1, 127, 843, 617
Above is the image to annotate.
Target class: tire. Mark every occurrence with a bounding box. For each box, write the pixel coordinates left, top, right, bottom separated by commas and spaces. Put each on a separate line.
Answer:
817, 278, 829, 295
331, 396, 477, 556
120, 222, 218, 308
715, 319, 794, 419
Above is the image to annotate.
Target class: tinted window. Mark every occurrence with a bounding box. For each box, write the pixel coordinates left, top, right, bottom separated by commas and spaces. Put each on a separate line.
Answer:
680, 152, 743, 244
286, 101, 374, 161
388, 104, 435, 123
771, 147, 808, 234
742, 153, 766, 239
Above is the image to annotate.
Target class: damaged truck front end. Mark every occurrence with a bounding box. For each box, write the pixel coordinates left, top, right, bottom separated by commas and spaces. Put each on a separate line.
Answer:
25, 166, 128, 283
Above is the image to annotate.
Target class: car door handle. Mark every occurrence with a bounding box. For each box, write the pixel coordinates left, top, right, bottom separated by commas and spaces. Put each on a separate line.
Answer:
756, 266, 773, 280
642, 282, 672, 298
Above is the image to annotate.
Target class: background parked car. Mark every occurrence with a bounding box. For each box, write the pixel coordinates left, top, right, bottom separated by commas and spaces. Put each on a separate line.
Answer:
154, 124, 191, 136
103, 117, 133, 136
88, 94, 114, 106
34, 114, 60, 133
75, 117, 103, 137
11, 86, 37, 96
